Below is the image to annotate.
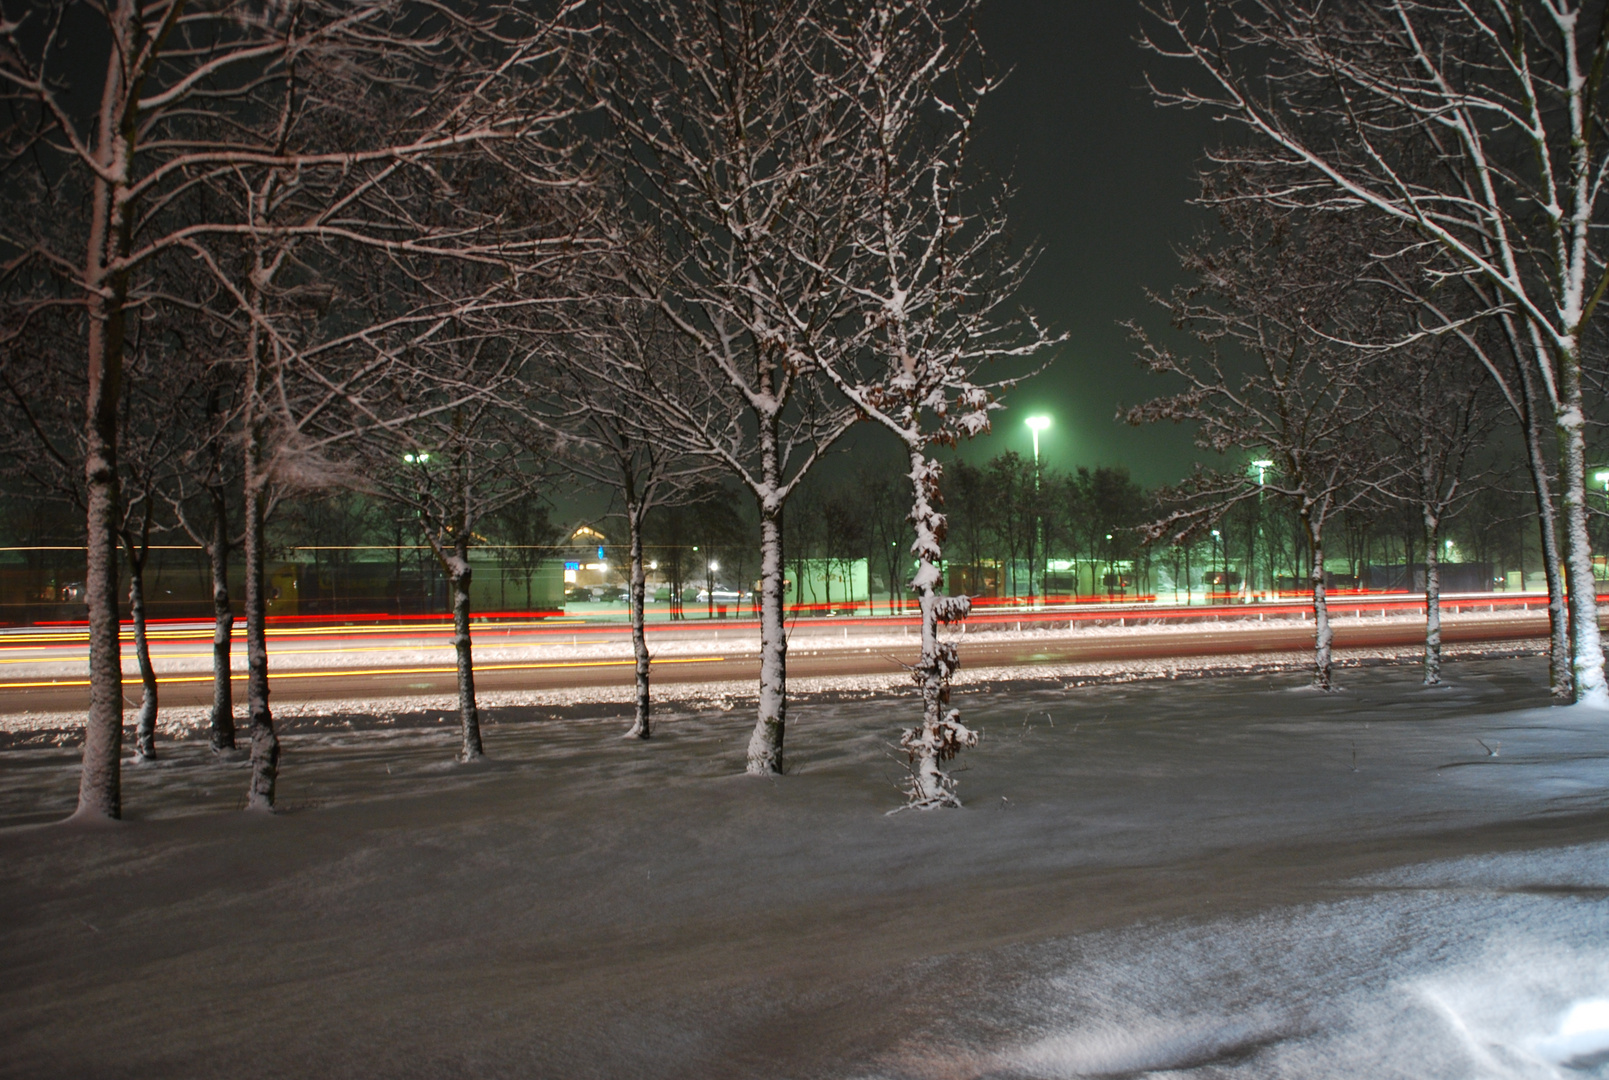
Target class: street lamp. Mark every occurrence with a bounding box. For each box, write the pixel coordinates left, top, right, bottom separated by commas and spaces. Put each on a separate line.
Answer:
1025, 416, 1051, 605
1211, 528, 1222, 601
1249, 461, 1273, 598
1025, 415, 1051, 460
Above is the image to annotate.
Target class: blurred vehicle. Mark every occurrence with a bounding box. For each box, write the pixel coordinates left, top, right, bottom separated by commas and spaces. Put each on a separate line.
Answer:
696, 587, 747, 603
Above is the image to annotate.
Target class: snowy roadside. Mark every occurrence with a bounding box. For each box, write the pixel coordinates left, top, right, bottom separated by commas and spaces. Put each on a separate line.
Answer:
0, 636, 1545, 743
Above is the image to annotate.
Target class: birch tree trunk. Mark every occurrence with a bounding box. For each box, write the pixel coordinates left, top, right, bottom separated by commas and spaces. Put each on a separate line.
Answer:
207, 488, 236, 752
1518, 375, 1572, 700
1423, 514, 1442, 687
1555, 347, 1607, 703
748, 498, 787, 774
243, 414, 278, 811
626, 503, 651, 739
123, 539, 158, 762
446, 534, 484, 762
1306, 516, 1333, 691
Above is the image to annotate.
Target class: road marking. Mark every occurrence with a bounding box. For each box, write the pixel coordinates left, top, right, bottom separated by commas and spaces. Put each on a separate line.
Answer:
0, 656, 728, 690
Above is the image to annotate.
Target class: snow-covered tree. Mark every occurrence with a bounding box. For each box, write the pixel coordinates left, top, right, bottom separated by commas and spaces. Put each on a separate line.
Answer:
1145, 0, 1609, 703
1128, 203, 1388, 690
0, 0, 593, 816
1374, 336, 1496, 686
517, 295, 722, 739
802, 0, 1059, 806
592, 0, 866, 773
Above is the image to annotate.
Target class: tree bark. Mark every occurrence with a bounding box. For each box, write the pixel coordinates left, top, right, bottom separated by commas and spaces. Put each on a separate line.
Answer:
447, 535, 484, 762
748, 499, 787, 774
207, 486, 236, 752
1513, 350, 1573, 700
1306, 515, 1333, 691
901, 449, 977, 807
626, 504, 651, 739
243, 415, 278, 811
1423, 514, 1442, 687
1556, 347, 1607, 704
123, 536, 158, 762
75, 18, 136, 821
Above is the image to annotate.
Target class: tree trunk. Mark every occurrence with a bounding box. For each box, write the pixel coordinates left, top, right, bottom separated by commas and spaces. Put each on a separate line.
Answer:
748, 500, 787, 773
901, 449, 977, 807
1423, 514, 1442, 687
447, 536, 483, 762
1555, 348, 1607, 704
75, 35, 135, 821
1306, 515, 1333, 691
243, 425, 278, 811
208, 487, 236, 752
626, 505, 651, 739
1512, 343, 1573, 699
124, 538, 158, 762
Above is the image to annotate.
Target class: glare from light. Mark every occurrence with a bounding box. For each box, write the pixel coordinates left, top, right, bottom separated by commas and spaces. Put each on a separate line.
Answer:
1025, 415, 1051, 432
708, 560, 719, 572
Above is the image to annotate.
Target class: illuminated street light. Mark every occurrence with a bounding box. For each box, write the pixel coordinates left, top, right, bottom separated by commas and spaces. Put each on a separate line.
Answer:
1252, 459, 1273, 485
1025, 416, 1051, 605
708, 560, 719, 572
1211, 528, 1223, 598
1025, 414, 1051, 462
403, 452, 430, 464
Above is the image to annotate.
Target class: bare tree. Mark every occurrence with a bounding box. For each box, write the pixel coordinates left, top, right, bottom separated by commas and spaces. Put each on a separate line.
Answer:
592, 0, 866, 774
365, 387, 545, 763
1129, 203, 1388, 690
1145, 0, 1609, 702
0, 0, 594, 818
1375, 335, 1496, 685
526, 299, 720, 739
802, 0, 1058, 806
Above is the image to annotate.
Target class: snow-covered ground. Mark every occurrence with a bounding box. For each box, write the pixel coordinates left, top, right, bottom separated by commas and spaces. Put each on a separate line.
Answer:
2, 656, 1606, 1078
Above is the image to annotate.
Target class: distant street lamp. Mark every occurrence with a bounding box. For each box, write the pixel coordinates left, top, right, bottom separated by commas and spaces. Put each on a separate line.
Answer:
1025, 416, 1051, 605
1211, 528, 1222, 601
1250, 460, 1273, 597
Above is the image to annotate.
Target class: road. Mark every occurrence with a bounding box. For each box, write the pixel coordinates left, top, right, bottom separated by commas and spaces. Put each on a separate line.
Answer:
0, 605, 1552, 715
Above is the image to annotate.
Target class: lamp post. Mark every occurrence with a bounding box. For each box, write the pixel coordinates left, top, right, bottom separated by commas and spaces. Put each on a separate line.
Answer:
707, 559, 719, 619
1105, 532, 1114, 597
1251, 460, 1273, 598
1025, 416, 1051, 606
1210, 528, 1222, 602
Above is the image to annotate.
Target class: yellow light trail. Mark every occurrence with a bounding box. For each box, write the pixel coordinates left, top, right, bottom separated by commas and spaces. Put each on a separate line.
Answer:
0, 619, 591, 648
0, 655, 727, 690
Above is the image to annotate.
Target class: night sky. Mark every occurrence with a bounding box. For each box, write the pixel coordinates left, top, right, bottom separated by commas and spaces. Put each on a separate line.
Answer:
958, 0, 1218, 487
